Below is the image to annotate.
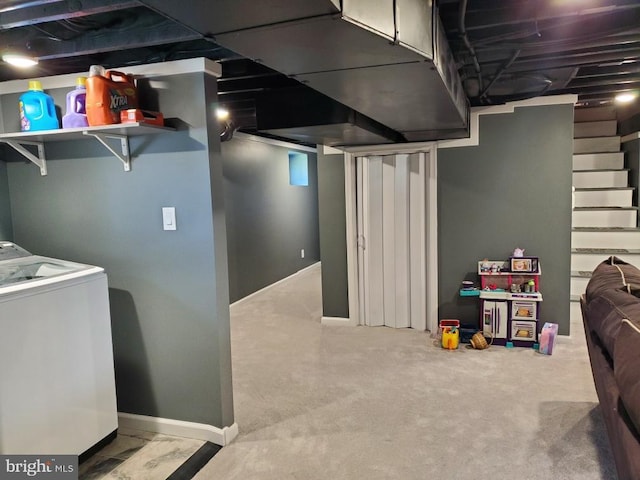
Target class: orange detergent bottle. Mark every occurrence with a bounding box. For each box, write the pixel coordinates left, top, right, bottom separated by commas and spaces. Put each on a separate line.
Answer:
85, 65, 138, 126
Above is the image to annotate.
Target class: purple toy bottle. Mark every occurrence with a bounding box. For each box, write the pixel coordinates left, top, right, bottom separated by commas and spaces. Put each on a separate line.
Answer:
62, 76, 89, 128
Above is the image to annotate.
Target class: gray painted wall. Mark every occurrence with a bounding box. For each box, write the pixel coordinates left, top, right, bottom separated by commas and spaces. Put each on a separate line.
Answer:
622, 138, 640, 209
619, 109, 640, 136
3, 71, 234, 427
222, 136, 319, 303
317, 150, 349, 318
438, 104, 574, 335
0, 158, 12, 240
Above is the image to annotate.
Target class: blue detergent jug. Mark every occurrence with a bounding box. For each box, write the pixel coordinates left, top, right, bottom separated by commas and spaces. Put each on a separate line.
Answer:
62, 76, 89, 128
19, 80, 59, 131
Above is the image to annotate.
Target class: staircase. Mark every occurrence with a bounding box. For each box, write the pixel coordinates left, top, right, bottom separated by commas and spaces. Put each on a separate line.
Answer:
571, 106, 640, 321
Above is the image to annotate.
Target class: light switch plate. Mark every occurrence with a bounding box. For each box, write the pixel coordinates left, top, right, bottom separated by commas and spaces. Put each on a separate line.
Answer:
162, 207, 176, 231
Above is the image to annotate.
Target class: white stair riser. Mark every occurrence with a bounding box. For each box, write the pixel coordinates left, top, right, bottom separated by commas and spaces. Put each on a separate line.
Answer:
574, 189, 633, 207
573, 137, 620, 154
573, 152, 624, 170
574, 106, 616, 123
574, 120, 617, 138
570, 301, 583, 324
572, 210, 637, 228
572, 253, 640, 271
571, 276, 590, 295
572, 230, 640, 249
573, 170, 628, 188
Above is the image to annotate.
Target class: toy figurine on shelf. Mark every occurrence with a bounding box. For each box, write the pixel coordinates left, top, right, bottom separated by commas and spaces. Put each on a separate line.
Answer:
513, 247, 526, 257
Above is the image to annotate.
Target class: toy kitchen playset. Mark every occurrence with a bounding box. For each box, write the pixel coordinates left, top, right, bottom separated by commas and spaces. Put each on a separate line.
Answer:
462, 252, 543, 347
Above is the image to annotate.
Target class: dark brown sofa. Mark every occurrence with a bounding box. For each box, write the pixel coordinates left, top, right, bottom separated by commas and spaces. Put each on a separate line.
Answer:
581, 256, 640, 480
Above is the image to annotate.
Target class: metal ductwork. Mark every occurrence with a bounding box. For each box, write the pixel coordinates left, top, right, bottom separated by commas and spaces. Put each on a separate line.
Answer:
141, 0, 469, 145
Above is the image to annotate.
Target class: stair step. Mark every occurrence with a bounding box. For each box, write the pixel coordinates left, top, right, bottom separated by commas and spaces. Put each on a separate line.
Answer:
574, 120, 617, 138
571, 249, 640, 271
572, 227, 640, 249
574, 136, 621, 154
574, 106, 616, 122
572, 227, 640, 233
573, 152, 624, 170
571, 276, 589, 296
572, 226, 640, 231
573, 169, 628, 188
570, 301, 583, 323
573, 206, 639, 210
571, 270, 593, 278
572, 248, 640, 254
572, 208, 638, 228
574, 187, 633, 207
574, 187, 634, 190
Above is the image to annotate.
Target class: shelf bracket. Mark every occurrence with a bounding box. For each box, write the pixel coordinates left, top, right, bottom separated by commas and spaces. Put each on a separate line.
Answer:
2, 140, 47, 176
83, 131, 131, 172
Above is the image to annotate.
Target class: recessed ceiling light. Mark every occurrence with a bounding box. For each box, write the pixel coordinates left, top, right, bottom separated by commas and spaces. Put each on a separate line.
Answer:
615, 92, 638, 104
2, 53, 38, 68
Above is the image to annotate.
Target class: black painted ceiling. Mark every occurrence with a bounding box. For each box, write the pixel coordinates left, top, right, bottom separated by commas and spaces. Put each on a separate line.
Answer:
438, 0, 640, 107
1, 0, 639, 142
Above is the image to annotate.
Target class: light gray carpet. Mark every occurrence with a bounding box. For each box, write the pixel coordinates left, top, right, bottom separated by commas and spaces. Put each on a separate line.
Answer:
196, 264, 616, 480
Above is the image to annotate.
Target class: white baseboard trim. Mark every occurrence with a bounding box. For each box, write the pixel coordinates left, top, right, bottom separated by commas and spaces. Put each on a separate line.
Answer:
321, 316, 357, 326
230, 262, 321, 308
118, 412, 239, 446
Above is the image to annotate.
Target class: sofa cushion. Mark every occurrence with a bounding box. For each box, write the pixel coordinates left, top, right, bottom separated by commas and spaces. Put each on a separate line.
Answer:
585, 289, 640, 359
586, 256, 640, 303
614, 316, 640, 434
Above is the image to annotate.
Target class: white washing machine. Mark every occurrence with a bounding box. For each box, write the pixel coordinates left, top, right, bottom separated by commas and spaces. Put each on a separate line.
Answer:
0, 241, 118, 455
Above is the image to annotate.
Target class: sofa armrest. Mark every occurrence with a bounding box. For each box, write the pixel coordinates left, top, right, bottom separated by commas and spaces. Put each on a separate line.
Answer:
581, 296, 640, 480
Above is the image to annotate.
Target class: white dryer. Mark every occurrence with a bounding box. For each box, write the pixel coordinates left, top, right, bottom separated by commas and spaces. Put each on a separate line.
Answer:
0, 241, 117, 455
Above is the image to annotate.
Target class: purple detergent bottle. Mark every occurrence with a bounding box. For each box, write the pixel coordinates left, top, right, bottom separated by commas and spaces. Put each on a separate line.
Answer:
62, 76, 89, 128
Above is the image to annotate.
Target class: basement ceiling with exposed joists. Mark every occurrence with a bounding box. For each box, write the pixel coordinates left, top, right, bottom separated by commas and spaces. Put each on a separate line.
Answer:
438, 0, 640, 106
0, 0, 639, 146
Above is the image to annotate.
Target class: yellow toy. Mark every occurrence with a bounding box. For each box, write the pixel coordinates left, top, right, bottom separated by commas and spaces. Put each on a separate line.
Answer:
439, 319, 460, 350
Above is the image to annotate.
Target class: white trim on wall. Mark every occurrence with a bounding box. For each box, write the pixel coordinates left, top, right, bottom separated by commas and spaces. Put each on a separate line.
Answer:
438, 94, 578, 149
425, 148, 439, 333
325, 95, 578, 154
323, 145, 344, 155
118, 413, 239, 446
344, 152, 360, 327
344, 142, 435, 156
233, 131, 318, 153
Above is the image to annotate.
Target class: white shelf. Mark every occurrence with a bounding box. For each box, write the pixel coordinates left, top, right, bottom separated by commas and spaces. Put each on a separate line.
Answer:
0, 123, 172, 142
0, 123, 174, 175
